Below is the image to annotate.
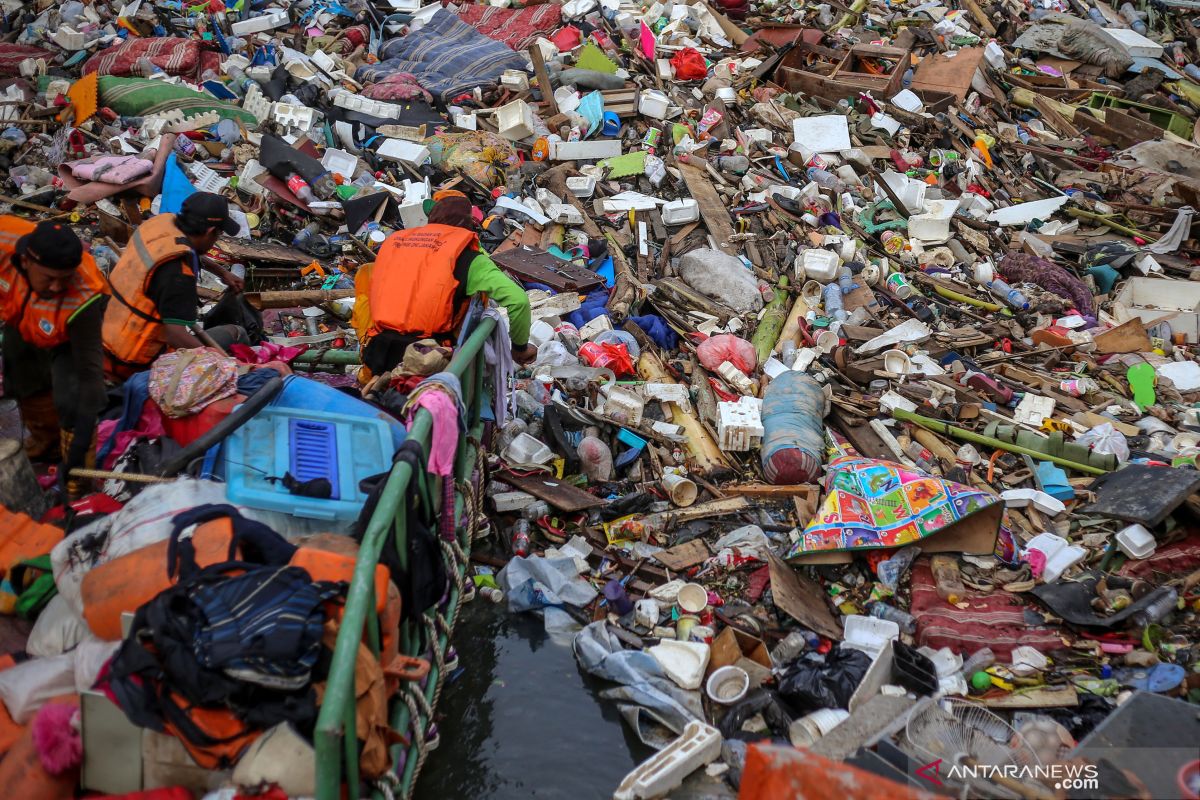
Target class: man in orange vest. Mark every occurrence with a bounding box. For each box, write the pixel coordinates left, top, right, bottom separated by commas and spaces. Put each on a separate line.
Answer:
354, 191, 535, 376
102, 192, 247, 381
0, 218, 109, 482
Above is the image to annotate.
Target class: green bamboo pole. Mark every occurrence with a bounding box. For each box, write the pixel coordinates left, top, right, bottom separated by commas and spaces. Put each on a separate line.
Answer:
753, 276, 789, 365
892, 409, 1112, 476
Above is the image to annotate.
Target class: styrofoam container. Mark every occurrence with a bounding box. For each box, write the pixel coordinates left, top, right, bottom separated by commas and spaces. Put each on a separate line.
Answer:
230, 8, 288, 35
377, 138, 430, 165
492, 490, 536, 512
648, 640, 710, 690
500, 432, 554, 465
321, 148, 357, 181
705, 666, 749, 705
798, 248, 842, 282
661, 198, 699, 226
1025, 532, 1086, 583
566, 174, 596, 197
841, 615, 899, 660
613, 721, 721, 800
496, 99, 535, 141
639, 89, 670, 119
1116, 523, 1156, 559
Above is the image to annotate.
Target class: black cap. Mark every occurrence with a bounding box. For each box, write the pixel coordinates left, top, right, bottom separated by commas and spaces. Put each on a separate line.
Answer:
179, 192, 240, 236
21, 221, 83, 271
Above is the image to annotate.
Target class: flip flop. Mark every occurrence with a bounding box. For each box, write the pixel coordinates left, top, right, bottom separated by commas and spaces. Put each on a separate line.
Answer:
1127, 362, 1157, 411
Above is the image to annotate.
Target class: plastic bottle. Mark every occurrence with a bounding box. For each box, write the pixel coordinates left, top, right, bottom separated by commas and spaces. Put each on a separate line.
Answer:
554, 322, 582, 354
520, 500, 551, 521
822, 282, 847, 324
867, 601, 916, 634
225, 65, 256, 97
960, 647, 995, 676
1119, 2, 1147, 33
716, 155, 749, 175
1130, 588, 1179, 627
136, 57, 163, 77
985, 277, 1030, 311
930, 554, 966, 604
770, 631, 814, 666
510, 519, 531, 558
292, 221, 321, 250
479, 586, 504, 603
1186, 64, 1200, 83
287, 173, 317, 204
806, 167, 845, 193
836, 266, 857, 296
578, 435, 614, 482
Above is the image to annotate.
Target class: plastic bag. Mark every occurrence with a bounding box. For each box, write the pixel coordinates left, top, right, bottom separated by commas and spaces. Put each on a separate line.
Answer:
671, 48, 708, 80
697, 334, 756, 373
579, 342, 634, 376
0, 652, 75, 723
1076, 422, 1130, 463
26, 595, 87, 658
776, 647, 872, 713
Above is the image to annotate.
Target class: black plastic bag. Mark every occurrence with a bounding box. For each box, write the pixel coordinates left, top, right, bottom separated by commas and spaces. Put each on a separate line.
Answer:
203, 291, 264, 345
777, 647, 872, 713
718, 689, 794, 742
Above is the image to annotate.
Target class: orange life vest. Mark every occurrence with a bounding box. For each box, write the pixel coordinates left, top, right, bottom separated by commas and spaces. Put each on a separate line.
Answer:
101, 213, 196, 378
368, 223, 477, 338
0, 216, 107, 349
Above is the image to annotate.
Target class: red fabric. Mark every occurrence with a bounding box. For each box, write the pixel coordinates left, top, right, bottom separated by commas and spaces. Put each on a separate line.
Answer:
361, 72, 433, 103
458, 4, 563, 51
910, 559, 1063, 660
0, 45, 55, 77
83, 38, 201, 78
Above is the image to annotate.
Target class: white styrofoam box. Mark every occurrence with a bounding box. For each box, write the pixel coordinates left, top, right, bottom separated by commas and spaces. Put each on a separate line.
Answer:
531, 37, 559, 62
548, 203, 584, 225
496, 99, 535, 141
1013, 392, 1056, 427
187, 161, 229, 194
1115, 524, 1156, 559
613, 721, 721, 800
643, 382, 691, 408
552, 139, 623, 161
878, 170, 927, 214
52, 26, 86, 51
797, 248, 841, 283
761, 357, 788, 379
717, 397, 763, 451
743, 128, 773, 144
321, 148, 357, 181
792, 114, 851, 152
717, 362, 755, 395
492, 490, 535, 512
271, 102, 315, 131
332, 92, 407, 120
1100, 27, 1163, 59
890, 88, 925, 113
579, 314, 613, 340
1024, 532, 1086, 583
237, 159, 268, 196
907, 198, 960, 242
841, 615, 900, 661
230, 8, 288, 36
604, 386, 645, 425
661, 198, 699, 226
242, 83, 271, 122
376, 138, 430, 165
453, 112, 477, 130
1115, 276, 1200, 342
566, 174, 597, 197
554, 86, 581, 113
385, 0, 422, 11
500, 69, 530, 91
639, 89, 670, 119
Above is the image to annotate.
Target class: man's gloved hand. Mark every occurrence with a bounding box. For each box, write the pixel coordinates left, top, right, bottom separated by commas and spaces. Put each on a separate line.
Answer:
512, 344, 537, 365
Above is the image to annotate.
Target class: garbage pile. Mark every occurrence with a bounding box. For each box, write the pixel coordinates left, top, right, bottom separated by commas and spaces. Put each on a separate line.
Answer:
0, 0, 1199, 796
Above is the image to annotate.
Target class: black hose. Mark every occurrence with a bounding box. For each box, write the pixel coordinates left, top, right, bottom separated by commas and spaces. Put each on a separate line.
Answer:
156, 376, 285, 477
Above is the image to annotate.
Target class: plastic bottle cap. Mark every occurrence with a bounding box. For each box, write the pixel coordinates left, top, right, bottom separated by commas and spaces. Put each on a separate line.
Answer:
946, 594, 961, 605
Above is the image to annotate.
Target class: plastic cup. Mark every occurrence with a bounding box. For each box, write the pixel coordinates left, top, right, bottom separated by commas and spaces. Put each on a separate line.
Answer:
676, 582, 708, 614
705, 665, 750, 705
661, 473, 698, 507
885, 271, 914, 299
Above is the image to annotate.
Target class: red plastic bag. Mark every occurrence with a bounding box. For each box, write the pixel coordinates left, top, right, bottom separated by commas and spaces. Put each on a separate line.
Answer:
578, 342, 633, 376
696, 334, 756, 373
549, 26, 582, 52
671, 48, 708, 81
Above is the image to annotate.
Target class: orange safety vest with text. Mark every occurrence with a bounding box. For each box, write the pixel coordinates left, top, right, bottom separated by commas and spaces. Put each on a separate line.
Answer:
368, 223, 477, 339
0, 216, 107, 349
101, 213, 196, 377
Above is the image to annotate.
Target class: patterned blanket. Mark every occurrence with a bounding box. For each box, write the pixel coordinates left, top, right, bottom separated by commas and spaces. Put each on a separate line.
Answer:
0, 44, 56, 77
357, 9, 529, 102
84, 38, 201, 78
99, 77, 258, 125
457, 4, 563, 51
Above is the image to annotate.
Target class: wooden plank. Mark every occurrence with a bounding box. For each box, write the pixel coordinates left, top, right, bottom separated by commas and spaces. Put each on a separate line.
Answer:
767, 551, 842, 640
961, 0, 996, 35
678, 162, 738, 257
654, 539, 712, 571
981, 686, 1079, 709
501, 471, 606, 512
528, 45, 558, 117
642, 495, 749, 528
1094, 317, 1153, 354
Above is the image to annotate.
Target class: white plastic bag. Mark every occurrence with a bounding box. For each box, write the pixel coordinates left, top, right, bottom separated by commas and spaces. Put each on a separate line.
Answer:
73, 635, 120, 693
26, 595, 88, 658
1075, 422, 1130, 463
0, 653, 75, 723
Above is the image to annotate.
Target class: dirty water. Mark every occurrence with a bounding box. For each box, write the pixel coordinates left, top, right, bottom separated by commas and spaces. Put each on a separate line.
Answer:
416, 601, 649, 799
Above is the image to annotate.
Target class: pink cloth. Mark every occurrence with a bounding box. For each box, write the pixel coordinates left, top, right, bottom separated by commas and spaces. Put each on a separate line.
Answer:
95, 403, 166, 470
405, 390, 459, 476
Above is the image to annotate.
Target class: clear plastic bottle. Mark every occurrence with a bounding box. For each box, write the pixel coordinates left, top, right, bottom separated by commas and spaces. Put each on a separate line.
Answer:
287, 173, 317, 204
960, 646, 995, 676
806, 167, 846, 193
930, 554, 966, 604
136, 57, 164, 78
1130, 588, 1179, 627
770, 631, 816, 666
867, 601, 916, 634
985, 277, 1030, 311
496, 419, 528, 453
292, 221, 321, 250
823, 282, 847, 324
578, 435, 614, 482
510, 519, 531, 557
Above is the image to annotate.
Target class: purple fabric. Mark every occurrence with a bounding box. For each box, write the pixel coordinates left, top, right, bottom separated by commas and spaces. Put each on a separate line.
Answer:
997, 252, 1094, 315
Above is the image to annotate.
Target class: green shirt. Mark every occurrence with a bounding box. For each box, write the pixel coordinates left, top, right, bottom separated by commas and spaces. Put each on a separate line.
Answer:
463, 251, 531, 347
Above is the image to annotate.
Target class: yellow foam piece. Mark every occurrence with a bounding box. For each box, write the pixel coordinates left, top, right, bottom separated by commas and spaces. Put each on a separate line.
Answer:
60, 71, 98, 125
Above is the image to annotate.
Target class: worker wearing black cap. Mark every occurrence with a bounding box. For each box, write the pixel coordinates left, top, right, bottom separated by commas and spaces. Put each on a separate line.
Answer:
0, 217, 109, 487
102, 192, 248, 381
